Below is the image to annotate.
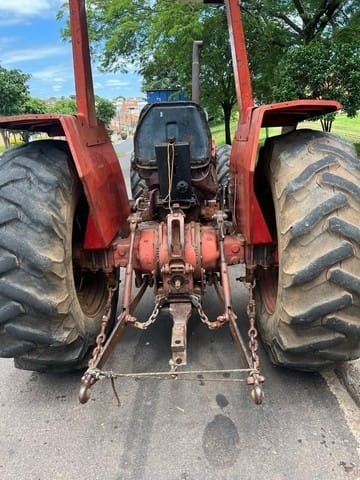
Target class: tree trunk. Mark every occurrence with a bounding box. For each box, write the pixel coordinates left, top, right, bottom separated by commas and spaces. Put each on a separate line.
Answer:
222, 102, 233, 145
0, 129, 11, 149
320, 118, 333, 132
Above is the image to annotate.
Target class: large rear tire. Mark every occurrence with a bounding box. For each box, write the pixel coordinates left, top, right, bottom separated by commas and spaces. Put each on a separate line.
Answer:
256, 130, 360, 370
130, 168, 146, 201
216, 144, 231, 185
0, 140, 118, 372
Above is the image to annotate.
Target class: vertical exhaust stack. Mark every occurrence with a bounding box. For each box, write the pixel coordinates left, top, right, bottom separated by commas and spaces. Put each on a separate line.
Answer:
192, 40, 203, 104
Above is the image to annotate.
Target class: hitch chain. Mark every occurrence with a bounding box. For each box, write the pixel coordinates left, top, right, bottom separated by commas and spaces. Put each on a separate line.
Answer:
127, 294, 167, 330
190, 294, 225, 330
89, 286, 117, 367
246, 281, 265, 404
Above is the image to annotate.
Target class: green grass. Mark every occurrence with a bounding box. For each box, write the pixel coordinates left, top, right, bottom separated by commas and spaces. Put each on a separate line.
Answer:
210, 120, 237, 146
211, 113, 360, 155
300, 114, 360, 156
1, 115, 358, 156
0, 142, 23, 155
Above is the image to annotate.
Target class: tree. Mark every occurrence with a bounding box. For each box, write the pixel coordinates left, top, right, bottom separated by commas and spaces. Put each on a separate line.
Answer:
197, 10, 236, 144
20, 96, 48, 142
59, 0, 358, 140
48, 96, 116, 128
95, 96, 116, 127
60, 1, 237, 144
47, 97, 77, 115
274, 38, 360, 131
0, 66, 30, 148
22, 96, 48, 115
242, 0, 356, 46
241, 0, 358, 102
141, 3, 236, 143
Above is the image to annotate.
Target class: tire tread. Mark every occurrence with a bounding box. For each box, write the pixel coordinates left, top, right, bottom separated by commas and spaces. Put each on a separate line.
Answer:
257, 130, 360, 370
0, 141, 107, 372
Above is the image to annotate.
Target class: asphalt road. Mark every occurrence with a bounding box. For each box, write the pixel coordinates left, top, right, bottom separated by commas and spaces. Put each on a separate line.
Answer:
114, 137, 134, 197
0, 139, 359, 480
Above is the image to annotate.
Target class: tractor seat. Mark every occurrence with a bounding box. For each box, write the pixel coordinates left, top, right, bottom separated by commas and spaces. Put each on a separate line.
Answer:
133, 101, 212, 168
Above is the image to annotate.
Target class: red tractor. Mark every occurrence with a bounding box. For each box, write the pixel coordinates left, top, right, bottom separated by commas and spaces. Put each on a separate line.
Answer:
0, 0, 358, 405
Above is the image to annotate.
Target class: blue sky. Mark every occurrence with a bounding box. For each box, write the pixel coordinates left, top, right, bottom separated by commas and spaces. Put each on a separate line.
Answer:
0, 0, 143, 100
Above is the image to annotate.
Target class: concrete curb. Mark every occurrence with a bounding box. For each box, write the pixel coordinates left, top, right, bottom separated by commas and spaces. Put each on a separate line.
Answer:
335, 359, 360, 407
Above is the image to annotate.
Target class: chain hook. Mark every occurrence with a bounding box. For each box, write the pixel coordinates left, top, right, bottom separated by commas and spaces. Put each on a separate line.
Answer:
245, 280, 265, 405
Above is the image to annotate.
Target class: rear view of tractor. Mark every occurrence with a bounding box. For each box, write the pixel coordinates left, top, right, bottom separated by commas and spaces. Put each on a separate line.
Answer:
0, 0, 358, 405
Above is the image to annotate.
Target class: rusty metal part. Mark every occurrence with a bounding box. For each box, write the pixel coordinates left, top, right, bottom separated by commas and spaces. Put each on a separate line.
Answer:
84, 367, 253, 380
157, 208, 197, 298
159, 210, 193, 280
86, 225, 226, 273
78, 284, 118, 403
79, 285, 163, 403
121, 213, 142, 312
79, 282, 265, 406
128, 277, 149, 313
213, 275, 225, 303
227, 310, 252, 372
128, 294, 167, 330
213, 211, 265, 404
245, 281, 265, 404
210, 210, 239, 327
74, 224, 246, 275
170, 303, 192, 366
215, 211, 233, 320
88, 286, 117, 368
79, 213, 142, 404
224, 234, 245, 265
247, 282, 260, 372
79, 208, 265, 406
188, 212, 255, 381
190, 295, 225, 330
79, 310, 128, 404
81, 366, 257, 404
200, 200, 219, 220
184, 212, 245, 338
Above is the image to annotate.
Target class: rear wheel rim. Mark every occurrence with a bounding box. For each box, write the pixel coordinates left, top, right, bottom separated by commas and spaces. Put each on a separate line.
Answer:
72, 196, 109, 318
74, 269, 108, 317
258, 266, 278, 316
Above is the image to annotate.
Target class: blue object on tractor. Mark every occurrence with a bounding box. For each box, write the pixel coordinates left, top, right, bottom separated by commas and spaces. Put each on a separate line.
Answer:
146, 89, 188, 103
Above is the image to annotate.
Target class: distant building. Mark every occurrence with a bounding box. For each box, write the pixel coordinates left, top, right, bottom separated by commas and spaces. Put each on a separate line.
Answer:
113, 97, 146, 133
44, 97, 58, 106
44, 95, 147, 134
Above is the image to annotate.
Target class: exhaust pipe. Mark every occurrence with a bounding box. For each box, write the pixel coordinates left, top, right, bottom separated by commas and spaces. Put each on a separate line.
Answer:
192, 40, 203, 104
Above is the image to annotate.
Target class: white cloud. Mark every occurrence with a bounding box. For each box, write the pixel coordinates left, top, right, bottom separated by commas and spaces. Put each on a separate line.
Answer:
0, 37, 18, 48
0, 18, 30, 27
30, 64, 74, 97
32, 65, 73, 93
32, 65, 70, 81
0, 0, 63, 25
105, 79, 130, 87
1, 45, 69, 65
0, 0, 58, 17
